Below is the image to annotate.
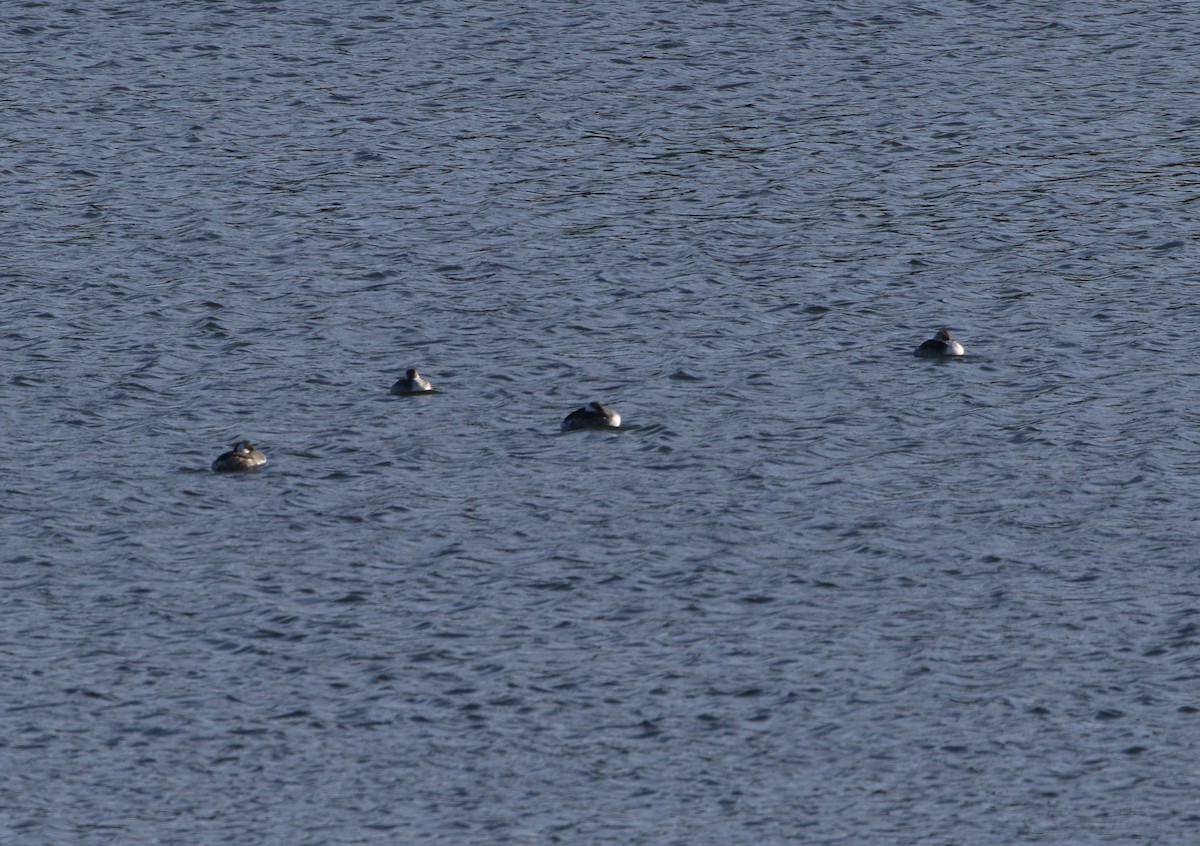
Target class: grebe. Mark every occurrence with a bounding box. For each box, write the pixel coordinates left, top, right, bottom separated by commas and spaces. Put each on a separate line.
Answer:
212, 440, 267, 472
561, 401, 621, 432
391, 368, 433, 394
914, 328, 964, 357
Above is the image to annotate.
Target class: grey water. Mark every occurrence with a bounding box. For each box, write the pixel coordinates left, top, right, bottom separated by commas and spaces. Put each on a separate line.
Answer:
4, 1, 1200, 843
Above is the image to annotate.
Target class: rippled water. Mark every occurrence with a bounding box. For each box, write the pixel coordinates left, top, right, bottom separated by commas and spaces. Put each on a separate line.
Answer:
5, 1, 1200, 843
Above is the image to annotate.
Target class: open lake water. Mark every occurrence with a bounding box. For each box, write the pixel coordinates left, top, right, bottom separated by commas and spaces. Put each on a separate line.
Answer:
5, 1, 1200, 843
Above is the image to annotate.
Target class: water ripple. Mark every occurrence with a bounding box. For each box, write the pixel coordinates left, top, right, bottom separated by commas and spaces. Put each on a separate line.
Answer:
5, 1, 1200, 843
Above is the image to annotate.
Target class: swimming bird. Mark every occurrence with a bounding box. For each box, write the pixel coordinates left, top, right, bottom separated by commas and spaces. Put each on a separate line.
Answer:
391, 368, 433, 394
561, 401, 621, 432
212, 440, 267, 472
914, 328, 964, 357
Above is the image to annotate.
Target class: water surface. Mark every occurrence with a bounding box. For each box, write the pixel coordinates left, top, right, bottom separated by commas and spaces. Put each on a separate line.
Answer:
4, 2, 1200, 843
